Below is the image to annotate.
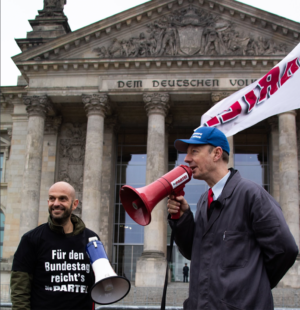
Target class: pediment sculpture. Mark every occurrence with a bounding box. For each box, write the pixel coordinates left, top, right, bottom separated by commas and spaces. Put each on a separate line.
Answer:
38, 0, 66, 17
44, 0, 66, 9
93, 5, 287, 58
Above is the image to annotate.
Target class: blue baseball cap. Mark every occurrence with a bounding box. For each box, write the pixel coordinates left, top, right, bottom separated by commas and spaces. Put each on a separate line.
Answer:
174, 127, 230, 154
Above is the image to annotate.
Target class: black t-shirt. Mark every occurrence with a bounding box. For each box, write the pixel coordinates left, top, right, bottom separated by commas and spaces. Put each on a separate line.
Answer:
12, 223, 98, 310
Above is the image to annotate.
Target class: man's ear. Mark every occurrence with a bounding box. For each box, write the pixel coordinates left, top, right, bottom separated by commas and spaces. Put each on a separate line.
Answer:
72, 199, 79, 211
214, 147, 223, 161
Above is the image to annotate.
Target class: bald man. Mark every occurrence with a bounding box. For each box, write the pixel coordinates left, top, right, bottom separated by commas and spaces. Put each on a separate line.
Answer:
11, 182, 99, 310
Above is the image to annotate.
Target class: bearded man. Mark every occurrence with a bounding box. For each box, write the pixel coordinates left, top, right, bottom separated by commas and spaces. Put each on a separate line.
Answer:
11, 182, 99, 310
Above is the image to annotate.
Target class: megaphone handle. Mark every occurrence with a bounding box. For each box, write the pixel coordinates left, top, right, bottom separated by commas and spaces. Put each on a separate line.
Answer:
170, 186, 185, 220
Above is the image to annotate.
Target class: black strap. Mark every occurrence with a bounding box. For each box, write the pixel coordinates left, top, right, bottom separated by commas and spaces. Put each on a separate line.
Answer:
160, 226, 176, 310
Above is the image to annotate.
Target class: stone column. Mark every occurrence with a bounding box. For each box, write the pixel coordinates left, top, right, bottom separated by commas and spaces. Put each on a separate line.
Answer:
81, 94, 109, 235
278, 111, 299, 247
1, 95, 27, 288
19, 95, 53, 239
135, 92, 170, 287
211, 92, 234, 168
100, 116, 118, 259
2, 95, 27, 260
268, 116, 280, 202
278, 111, 300, 288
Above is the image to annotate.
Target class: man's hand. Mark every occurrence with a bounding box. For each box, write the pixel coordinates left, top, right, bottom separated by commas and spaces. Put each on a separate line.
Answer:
167, 195, 190, 218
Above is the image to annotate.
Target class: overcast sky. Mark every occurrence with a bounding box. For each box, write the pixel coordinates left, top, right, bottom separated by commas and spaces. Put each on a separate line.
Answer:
1, 0, 299, 86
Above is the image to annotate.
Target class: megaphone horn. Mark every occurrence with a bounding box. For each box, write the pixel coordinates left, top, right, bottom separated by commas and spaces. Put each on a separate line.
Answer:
86, 237, 130, 305
120, 165, 192, 226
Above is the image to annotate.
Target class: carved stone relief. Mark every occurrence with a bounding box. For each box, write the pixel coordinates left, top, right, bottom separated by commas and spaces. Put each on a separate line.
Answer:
93, 5, 287, 58
57, 122, 86, 216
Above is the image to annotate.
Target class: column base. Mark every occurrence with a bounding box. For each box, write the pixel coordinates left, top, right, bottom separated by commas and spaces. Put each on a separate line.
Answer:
278, 257, 300, 288
135, 251, 168, 287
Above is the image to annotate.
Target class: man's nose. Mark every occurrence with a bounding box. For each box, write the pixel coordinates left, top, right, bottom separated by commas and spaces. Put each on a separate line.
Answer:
53, 198, 60, 205
184, 154, 191, 163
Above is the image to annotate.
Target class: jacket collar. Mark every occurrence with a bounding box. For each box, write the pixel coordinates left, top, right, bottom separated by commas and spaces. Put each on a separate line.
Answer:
199, 169, 241, 237
48, 214, 86, 236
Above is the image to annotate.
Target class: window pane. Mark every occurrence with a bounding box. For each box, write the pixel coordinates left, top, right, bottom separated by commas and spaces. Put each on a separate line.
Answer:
125, 165, 146, 186
118, 224, 144, 244
168, 245, 190, 282
114, 245, 143, 281
119, 204, 137, 225
235, 153, 261, 166
184, 184, 206, 204
235, 165, 263, 185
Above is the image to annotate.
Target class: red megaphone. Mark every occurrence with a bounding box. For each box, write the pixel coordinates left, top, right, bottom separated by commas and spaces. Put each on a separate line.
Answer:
119, 165, 192, 226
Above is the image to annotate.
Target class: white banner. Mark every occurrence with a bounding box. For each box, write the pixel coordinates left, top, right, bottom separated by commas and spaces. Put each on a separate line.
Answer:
199, 43, 300, 137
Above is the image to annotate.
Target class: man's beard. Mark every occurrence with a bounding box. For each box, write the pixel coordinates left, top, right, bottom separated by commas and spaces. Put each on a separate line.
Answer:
49, 201, 73, 226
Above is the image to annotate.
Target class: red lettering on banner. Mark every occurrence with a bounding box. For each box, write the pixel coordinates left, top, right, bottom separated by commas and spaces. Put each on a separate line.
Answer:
280, 57, 300, 86
219, 101, 242, 123
205, 116, 221, 127
257, 67, 280, 103
201, 55, 300, 130
243, 90, 258, 113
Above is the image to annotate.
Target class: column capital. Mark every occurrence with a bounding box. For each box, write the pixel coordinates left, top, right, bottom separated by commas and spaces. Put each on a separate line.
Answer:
143, 92, 170, 117
23, 95, 53, 118
278, 110, 297, 117
82, 94, 109, 117
211, 92, 232, 105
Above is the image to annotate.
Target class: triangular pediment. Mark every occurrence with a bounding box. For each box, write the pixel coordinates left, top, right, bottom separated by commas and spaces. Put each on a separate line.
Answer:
13, 0, 300, 64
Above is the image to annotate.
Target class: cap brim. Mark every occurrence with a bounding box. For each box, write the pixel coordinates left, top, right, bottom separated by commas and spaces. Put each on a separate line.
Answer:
174, 139, 189, 152
174, 139, 206, 152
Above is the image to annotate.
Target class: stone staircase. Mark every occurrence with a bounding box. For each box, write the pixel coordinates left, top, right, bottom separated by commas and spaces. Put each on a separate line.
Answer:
111, 282, 300, 308
1, 282, 300, 309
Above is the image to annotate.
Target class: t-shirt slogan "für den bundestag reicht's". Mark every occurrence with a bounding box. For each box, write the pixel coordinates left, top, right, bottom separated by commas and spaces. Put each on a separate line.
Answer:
12, 223, 98, 310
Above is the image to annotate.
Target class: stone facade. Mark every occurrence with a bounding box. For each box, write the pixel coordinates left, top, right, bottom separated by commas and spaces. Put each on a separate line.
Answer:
0, 0, 299, 292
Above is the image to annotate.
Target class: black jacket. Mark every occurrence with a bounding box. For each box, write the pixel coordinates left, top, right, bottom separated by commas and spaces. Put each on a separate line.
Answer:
169, 170, 298, 310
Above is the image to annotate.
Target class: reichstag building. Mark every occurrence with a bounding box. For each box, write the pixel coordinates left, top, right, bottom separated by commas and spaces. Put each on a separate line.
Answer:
1, 0, 299, 288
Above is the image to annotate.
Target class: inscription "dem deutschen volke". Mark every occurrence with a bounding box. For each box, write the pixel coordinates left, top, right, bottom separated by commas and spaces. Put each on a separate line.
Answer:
116, 78, 257, 88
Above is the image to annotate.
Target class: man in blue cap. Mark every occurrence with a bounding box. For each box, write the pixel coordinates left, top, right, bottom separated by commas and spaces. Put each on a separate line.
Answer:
167, 126, 298, 310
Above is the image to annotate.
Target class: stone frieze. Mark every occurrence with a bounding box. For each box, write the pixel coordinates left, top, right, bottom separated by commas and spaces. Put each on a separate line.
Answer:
93, 5, 287, 58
